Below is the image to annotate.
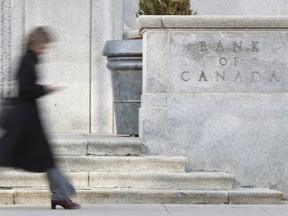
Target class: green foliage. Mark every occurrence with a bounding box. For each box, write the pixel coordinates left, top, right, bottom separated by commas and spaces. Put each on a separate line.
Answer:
137, 0, 196, 16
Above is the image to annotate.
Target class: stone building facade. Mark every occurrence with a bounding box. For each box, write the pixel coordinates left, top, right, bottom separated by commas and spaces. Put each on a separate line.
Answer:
1, 0, 288, 134
2, 0, 288, 198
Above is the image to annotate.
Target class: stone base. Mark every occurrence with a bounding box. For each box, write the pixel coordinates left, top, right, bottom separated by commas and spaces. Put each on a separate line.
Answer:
0, 189, 283, 205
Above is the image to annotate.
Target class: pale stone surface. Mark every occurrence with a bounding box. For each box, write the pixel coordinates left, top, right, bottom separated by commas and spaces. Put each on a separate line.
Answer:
137, 16, 288, 30
123, 0, 138, 30
15, 190, 50, 205
143, 31, 169, 93
57, 156, 188, 173
87, 140, 142, 156
51, 135, 88, 156
6, 0, 125, 134
4, 0, 288, 136
229, 188, 284, 204
139, 16, 288, 198
50, 134, 142, 156
52, 141, 87, 156
0, 171, 89, 189
191, 0, 288, 15
0, 171, 48, 188
89, 172, 235, 190
10, 0, 24, 75
0, 191, 14, 205
1, 204, 288, 215
75, 189, 229, 204
0, 189, 284, 205
168, 31, 288, 93
123, 0, 288, 34
0, 1, 3, 96
141, 94, 288, 197
25, 0, 91, 133
166, 204, 285, 216
91, 0, 115, 134
0, 0, 12, 98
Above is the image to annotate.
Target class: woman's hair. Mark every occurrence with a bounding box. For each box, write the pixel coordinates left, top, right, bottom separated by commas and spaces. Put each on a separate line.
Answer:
26, 27, 53, 51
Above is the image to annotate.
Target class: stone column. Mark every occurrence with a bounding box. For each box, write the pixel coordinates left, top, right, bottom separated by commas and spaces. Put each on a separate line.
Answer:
91, 0, 124, 134
0, 0, 12, 98
0, 0, 2, 97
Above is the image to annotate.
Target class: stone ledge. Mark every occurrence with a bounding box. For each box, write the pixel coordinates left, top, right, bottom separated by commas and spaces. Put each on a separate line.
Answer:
0, 171, 89, 189
1, 188, 283, 205
0, 171, 233, 190
9, 189, 229, 205
57, 156, 188, 173
89, 172, 235, 190
0, 190, 14, 205
102, 40, 142, 57
229, 188, 284, 204
51, 134, 143, 156
137, 15, 288, 31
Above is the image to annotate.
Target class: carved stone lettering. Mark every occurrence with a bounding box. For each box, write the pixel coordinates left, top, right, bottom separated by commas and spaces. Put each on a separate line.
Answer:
233, 41, 242, 52
215, 41, 224, 52
269, 72, 279, 83
196, 40, 260, 53
251, 71, 262, 82
251, 41, 260, 52
180, 70, 281, 83
234, 57, 239, 66
216, 71, 225, 81
181, 71, 191, 81
219, 57, 228, 66
233, 72, 244, 82
199, 71, 208, 81
200, 41, 207, 52
172, 32, 287, 93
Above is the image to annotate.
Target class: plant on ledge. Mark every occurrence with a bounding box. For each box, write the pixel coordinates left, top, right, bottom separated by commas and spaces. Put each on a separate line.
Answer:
137, 0, 196, 16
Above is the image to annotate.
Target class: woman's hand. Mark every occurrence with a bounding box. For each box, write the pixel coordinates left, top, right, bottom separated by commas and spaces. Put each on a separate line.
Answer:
44, 85, 63, 94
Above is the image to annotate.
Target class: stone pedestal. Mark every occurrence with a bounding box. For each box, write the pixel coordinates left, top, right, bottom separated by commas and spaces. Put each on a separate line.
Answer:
138, 16, 288, 197
103, 40, 142, 135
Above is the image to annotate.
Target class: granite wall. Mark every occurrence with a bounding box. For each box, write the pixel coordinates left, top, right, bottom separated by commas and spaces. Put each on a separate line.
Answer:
138, 16, 288, 197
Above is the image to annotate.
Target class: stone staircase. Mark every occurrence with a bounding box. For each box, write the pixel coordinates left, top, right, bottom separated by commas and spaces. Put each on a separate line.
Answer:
0, 134, 284, 205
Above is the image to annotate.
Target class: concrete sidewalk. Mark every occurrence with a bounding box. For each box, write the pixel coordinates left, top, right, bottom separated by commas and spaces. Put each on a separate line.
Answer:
0, 204, 287, 216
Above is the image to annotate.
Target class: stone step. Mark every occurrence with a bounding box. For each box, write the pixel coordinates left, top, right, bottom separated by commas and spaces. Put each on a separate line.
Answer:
0, 188, 283, 205
50, 134, 142, 156
228, 188, 285, 204
0, 171, 88, 189
0, 171, 235, 191
56, 156, 188, 172
89, 172, 235, 190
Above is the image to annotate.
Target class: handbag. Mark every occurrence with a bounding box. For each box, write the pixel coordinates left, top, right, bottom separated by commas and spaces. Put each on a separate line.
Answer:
0, 97, 16, 130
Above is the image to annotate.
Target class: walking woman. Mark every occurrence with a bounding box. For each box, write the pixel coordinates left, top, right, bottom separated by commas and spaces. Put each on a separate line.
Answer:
0, 27, 80, 209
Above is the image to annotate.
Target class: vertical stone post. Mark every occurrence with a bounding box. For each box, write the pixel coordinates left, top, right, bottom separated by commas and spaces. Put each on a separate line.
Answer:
0, 0, 12, 98
91, 0, 124, 134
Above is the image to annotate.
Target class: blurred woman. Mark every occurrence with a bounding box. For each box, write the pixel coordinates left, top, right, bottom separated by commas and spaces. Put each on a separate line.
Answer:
0, 27, 80, 210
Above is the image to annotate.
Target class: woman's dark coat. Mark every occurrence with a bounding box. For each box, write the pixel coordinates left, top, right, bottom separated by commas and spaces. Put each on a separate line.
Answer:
0, 50, 55, 172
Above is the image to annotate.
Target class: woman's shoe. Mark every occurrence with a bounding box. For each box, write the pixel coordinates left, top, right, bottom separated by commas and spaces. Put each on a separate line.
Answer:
51, 199, 81, 209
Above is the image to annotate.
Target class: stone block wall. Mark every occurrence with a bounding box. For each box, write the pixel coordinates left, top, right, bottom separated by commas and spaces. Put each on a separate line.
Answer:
138, 16, 288, 198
